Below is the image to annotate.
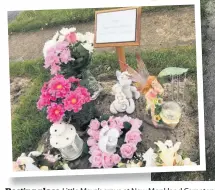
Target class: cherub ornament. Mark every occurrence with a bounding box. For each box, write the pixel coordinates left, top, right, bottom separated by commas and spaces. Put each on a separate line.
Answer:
110, 70, 140, 114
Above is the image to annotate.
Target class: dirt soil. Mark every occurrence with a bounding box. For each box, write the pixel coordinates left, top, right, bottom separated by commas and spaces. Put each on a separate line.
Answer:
8, 7, 195, 62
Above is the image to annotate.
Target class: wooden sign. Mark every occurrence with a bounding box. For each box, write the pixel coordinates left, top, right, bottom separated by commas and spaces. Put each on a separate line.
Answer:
94, 7, 142, 71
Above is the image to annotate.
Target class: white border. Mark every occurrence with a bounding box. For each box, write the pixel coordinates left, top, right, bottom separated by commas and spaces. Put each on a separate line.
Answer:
8, 0, 206, 178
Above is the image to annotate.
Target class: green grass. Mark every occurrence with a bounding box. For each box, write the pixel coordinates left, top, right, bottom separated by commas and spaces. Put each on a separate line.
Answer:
8, 5, 191, 33
11, 46, 196, 159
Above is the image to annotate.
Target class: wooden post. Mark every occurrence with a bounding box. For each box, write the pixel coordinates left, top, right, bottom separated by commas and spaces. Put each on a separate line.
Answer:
116, 46, 126, 72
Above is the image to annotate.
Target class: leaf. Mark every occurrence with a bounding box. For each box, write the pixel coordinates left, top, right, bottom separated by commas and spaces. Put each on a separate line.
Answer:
158, 67, 189, 77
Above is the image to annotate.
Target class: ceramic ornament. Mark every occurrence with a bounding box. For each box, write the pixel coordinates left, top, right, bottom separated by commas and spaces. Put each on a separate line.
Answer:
110, 70, 140, 114
98, 125, 120, 154
50, 122, 84, 161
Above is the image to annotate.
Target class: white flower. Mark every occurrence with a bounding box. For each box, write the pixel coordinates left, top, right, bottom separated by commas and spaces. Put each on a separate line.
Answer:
58, 35, 65, 42
164, 140, 173, 148
17, 153, 35, 165
84, 32, 94, 44
154, 140, 181, 166
52, 31, 59, 41
183, 158, 197, 166
60, 27, 76, 36
76, 32, 85, 42
81, 43, 94, 53
143, 148, 157, 167
28, 151, 42, 157
43, 39, 57, 57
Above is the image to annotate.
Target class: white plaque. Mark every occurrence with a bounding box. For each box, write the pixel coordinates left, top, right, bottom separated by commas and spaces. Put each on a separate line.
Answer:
96, 9, 137, 44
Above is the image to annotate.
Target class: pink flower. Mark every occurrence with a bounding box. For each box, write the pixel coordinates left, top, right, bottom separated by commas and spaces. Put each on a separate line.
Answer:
65, 32, 77, 43
125, 130, 142, 145
47, 103, 65, 123
120, 143, 137, 159
60, 48, 72, 63
68, 76, 80, 83
55, 41, 69, 53
87, 137, 97, 147
63, 91, 83, 112
37, 96, 51, 110
101, 120, 108, 127
48, 75, 71, 98
44, 52, 60, 69
111, 154, 121, 165
114, 117, 124, 129
50, 64, 61, 75
89, 149, 103, 168
130, 118, 143, 130
75, 86, 91, 104
89, 119, 100, 130
102, 153, 115, 168
89, 144, 99, 154
87, 129, 100, 141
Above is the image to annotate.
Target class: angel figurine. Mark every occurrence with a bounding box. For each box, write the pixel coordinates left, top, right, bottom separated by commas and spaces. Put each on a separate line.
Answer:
120, 53, 164, 127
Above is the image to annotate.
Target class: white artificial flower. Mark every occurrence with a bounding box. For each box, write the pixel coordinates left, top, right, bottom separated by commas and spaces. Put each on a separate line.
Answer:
43, 39, 57, 57
143, 148, 157, 167
17, 153, 35, 165
52, 31, 59, 41
183, 158, 197, 166
58, 35, 65, 42
76, 32, 85, 42
84, 32, 94, 44
164, 140, 173, 148
28, 151, 42, 157
60, 27, 76, 36
81, 43, 94, 53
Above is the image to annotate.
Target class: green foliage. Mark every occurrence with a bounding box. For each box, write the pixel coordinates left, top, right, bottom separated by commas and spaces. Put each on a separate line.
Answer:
60, 43, 92, 78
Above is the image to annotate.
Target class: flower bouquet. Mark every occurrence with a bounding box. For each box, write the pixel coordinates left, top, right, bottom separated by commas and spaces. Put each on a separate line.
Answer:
13, 151, 71, 172
37, 74, 96, 129
87, 115, 143, 168
43, 27, 94, 78
143, 140, 197, 167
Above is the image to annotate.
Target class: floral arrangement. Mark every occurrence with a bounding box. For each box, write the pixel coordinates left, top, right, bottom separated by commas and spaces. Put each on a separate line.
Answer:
87, 115, 143, 168
37, 74, 91, 123
13, 151, 71, 172
43, 27, 94, 78
143, 140, 197, 167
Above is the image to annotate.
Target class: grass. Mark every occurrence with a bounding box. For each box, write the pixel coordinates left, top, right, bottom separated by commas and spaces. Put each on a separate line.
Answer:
8, 5, 191, 33
11, 46, 196, 159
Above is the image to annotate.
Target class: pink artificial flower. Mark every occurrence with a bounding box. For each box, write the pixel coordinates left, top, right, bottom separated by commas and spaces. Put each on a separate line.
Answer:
130, 118, 143, 130
111, 154, 121, 165
44, 52, 60, 69
87, 129, 100, 141
47, 103, 65, 123
114, 117, 124, 129
100, 120, 108, 127
50, 64, 61, 75
63, 91, 83, 112
87, 137, 97, 147
89, 119, 100, 130
102, 152, 115, 168
44, 154, 58, 163
37, 96, 51, 110
89, 149, 103, 168
55, 41, 69, 53
75, 86, 91, 104
125, 130, 142, 145
60, 48, 72, 64
48, 75, 71, 98
120, 143, 137, 159
68, 76, 80, 83
65, 32, 77, 43
89, 144, 99, 154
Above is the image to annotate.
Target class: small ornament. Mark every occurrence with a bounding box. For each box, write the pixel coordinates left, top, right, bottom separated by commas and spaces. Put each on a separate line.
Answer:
160, 101, 182, 128
50, 122, 84, 161
110, 71, 140, 114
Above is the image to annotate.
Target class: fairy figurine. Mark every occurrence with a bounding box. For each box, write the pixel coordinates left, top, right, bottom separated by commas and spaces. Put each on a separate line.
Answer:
120, 53, 164, 127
